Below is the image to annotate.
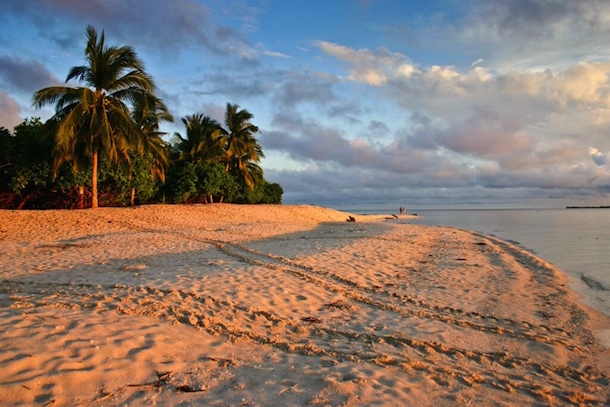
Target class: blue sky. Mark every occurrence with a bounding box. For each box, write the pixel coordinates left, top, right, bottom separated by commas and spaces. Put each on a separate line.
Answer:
1, 0, 610, 208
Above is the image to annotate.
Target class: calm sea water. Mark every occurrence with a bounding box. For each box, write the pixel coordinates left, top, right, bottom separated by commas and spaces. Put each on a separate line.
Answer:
343, 208, 610, 317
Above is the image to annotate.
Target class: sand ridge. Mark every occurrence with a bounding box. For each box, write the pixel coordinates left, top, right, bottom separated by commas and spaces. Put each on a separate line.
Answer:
0, 204, 608, 406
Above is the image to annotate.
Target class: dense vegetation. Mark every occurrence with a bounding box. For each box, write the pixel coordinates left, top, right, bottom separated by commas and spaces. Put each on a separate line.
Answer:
0, 26, 282, 209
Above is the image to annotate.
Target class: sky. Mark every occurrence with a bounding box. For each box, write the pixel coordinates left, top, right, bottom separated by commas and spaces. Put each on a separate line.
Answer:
1, 0, 610, 209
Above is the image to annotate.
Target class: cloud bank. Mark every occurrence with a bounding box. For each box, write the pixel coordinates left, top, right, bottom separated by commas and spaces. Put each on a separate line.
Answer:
1, 0, 610, 207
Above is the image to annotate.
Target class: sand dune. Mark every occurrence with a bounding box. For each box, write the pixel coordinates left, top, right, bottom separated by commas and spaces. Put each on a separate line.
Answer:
0, 204, 608, 406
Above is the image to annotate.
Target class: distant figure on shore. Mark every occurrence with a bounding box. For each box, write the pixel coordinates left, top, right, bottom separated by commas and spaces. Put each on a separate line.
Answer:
399, 206, 406, 214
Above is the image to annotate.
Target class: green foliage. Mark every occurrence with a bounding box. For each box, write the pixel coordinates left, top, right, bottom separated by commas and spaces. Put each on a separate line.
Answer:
162, 162, 240, 204
175, 114, 224, 164
6, 118, 52, 195
166, 104, 280, 205
0, 115, 170, 208
0, 127, 12, 166
263, 182, 283, 204
0, 118, 284, 208
0, 127, 15, 193
3, 24, 284, 210
200, 163, 240, 202
167, 161, 199, 204
94, 152, 163, 206
32, 25, 169, 208
220, 103, 264, 189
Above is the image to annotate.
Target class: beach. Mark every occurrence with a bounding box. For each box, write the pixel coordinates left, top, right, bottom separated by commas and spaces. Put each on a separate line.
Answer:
0, 204, 608, 406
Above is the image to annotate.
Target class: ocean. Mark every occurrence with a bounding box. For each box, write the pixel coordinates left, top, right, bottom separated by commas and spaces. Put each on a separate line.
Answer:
342, 208, 610, 318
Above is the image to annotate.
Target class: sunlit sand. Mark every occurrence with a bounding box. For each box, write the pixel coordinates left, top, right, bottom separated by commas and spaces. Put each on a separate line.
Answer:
0, 205, 608, 405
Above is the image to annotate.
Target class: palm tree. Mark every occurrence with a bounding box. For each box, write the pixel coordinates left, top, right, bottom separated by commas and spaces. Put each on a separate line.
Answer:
33, 25, 156, 208
220, 103, 264, 189
130, 94, 173, 205
175, 114, 224, 164
132, 94, 173, 180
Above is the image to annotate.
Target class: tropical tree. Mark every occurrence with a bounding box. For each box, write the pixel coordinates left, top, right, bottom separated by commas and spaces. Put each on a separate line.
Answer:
175, 113, 224, 164
130, 94, 173, 205
132, 93, 173, 177
219, 103, 264, 189
33, 25, 158, 208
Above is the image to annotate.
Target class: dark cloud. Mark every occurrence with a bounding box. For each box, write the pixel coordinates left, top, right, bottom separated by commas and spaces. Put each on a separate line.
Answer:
267, 164, 610, 209
476, 0, 573, 39
265, 113, 459, 175
276, 73, 336, 108
0, 0, 253, 58
464, 0, 610, 68
0, 55, 61, 94
367, 120, 390, 134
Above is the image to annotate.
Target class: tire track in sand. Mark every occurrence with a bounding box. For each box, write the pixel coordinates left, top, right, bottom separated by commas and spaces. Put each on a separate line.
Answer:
25, 211, 600, 405
1, 279, 607, 405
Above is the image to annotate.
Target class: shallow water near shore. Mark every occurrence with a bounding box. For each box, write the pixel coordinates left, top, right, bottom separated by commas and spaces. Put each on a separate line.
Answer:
346, 208, 610, 318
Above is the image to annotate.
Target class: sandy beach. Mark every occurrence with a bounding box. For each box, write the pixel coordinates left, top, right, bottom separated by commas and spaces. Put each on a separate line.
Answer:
0, 204, 608, 406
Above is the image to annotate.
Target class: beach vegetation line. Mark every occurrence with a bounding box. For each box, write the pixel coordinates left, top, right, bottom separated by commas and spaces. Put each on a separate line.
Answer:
0, 26, 282, 209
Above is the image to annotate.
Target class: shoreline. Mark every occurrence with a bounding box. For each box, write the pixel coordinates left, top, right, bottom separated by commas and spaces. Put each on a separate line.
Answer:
1, 204, 608, 405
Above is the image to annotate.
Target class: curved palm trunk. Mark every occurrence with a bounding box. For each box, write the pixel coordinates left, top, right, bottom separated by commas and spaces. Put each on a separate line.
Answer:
92, 150, 99, 209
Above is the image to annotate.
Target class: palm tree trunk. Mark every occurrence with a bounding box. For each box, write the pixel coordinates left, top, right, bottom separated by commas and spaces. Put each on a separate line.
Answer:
131, 188, 136, 206
16, 194, 30, 210
78, 185, 84, 209
91, 150, 99, 209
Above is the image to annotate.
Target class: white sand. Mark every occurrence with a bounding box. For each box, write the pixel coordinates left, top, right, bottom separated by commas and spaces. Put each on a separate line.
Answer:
0, 204, 608, 406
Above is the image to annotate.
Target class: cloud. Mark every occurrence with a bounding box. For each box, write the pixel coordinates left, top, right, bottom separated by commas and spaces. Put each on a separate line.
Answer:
316, 41, 418, 86
590, 147, 609, 166
367, 120, 390, 134
264, 113, 464, 176
267, 164, 610, 208
0, 0, 253, 58
0, 90, 21, 130
0, 55, 62, 94
263, 50, 291, 58
217, 0, 264, 33
461, 0, 610, 69
266, 40, 610, 205
2, 1, 609, 207
275, 72, 337, 108
191, 71, 273, 100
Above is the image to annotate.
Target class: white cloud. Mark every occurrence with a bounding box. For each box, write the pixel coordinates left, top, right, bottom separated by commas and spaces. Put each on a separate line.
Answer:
316, 41, 416, 86
303, 40, 610, 202
263, 50, 291, 58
